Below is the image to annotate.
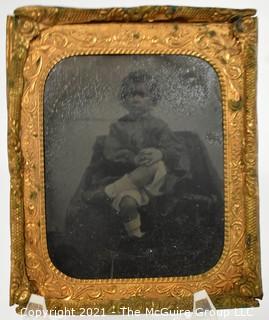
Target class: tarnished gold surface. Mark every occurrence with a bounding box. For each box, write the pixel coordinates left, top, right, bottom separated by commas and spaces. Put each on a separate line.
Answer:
7, 5, 262, 314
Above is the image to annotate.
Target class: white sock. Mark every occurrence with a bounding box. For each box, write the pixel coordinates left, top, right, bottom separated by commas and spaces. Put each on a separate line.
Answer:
124, 214, 145, 238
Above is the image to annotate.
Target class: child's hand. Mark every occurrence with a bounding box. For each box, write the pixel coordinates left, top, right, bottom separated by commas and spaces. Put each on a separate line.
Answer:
135, 148, 163, 166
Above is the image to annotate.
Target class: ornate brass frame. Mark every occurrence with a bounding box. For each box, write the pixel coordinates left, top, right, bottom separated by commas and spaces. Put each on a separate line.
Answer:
7, 5, 262, 314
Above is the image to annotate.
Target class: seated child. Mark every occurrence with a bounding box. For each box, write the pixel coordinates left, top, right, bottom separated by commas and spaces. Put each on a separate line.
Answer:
83, 70, 191, 238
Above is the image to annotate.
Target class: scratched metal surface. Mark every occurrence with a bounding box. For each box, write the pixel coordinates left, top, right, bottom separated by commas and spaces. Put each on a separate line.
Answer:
44, 55, 224, 279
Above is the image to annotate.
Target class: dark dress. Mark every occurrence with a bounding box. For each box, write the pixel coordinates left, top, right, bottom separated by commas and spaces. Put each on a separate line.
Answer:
47, 116, 224, 279
84, 113, 191, 195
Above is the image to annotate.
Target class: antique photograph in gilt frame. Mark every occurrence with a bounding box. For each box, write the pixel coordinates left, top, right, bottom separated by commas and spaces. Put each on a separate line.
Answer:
7, 5, 262, 314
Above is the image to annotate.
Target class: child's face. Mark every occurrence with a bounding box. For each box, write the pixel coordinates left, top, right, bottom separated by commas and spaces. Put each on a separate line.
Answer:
124, 83, 154, 116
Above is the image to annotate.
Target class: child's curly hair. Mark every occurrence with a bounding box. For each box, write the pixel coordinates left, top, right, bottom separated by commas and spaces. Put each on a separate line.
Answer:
120, 70, 161, 106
